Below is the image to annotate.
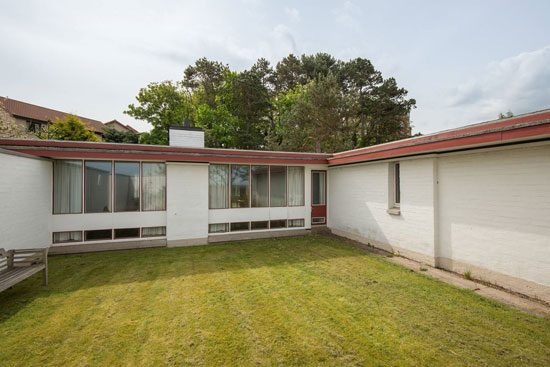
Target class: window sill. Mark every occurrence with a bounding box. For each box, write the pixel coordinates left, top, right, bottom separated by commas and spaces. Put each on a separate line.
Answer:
387, 208, 401, 216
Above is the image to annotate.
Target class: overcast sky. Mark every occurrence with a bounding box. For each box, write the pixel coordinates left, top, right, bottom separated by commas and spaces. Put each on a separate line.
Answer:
1, 0, 549, 134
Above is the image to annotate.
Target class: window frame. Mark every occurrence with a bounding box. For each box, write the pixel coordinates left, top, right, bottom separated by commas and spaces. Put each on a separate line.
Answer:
52, 159, 84, 215
84, 160, 113, 214
287, 166, 305, 207
141, 226, 167, 238
84, 229, 113, 242
114, 161, 141, 213
52, 231, 83, 244
311, 170, 327, 206
114, 227, 141, 239
141, 161, 167, 212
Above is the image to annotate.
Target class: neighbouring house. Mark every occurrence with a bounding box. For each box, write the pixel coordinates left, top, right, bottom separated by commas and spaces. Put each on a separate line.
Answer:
0, 96, 106, 139
104, 119, 139, 134
0, 109, 549, 303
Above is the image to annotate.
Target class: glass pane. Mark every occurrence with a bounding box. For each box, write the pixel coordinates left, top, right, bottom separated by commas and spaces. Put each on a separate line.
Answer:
288, 219, 304, 228
115, 162, 140, 212
53, 231, 82, 243
85, 229, 112, 241
142, 163, 166, 211
312, 217, 326, 223
395, 163, 401, 204
209, 165, 229, 209
251, 166, 269, 207
270, 166, 286, 207
85, 161, 112, 213
288, 166, 304, 206
251, 221, 269, 230
209, 223, 228, 233
230, 222, 249, 231
114, 228, 140, 239
142, 226, 166, 237
312, 172, 326, 205
270, 219, 287, 229
231, 165, 249, 208
54, 160, 82, 214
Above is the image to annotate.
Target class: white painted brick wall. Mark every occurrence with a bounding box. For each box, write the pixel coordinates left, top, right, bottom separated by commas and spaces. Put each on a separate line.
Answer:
166, 163, 209, 242
328, 158, 436, 258
169, 129, 204, 148
438, 144, 550, 287
0, 151, 52, 249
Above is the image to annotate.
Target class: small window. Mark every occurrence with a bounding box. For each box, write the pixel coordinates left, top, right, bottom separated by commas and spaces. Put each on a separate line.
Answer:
390, 162, 400, 209
251, 221, 269, 230
114, 228, 140, 239
209, 223, 229, 233
230, 222, 249, 231
312, 171, 326, 205
270, 219, 287, 229
288, 219, 304, 228
53, 231, 82, 244
312, 217, 325, 224
394, 163, 400, 206
84, 229, 112, 241
142, 226, 166, 237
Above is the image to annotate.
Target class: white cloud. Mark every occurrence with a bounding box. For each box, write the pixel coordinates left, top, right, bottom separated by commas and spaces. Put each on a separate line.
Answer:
447, 45, 550, 122
284, 7, 300, 22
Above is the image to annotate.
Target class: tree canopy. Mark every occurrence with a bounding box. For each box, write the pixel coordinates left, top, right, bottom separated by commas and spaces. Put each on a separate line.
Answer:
126, 53, 416, 152
102, 126, 139, 144
42, 115, 99, 142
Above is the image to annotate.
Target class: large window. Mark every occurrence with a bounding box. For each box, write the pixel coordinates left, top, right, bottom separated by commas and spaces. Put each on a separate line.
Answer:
53, 160, 82, 214
288, 166, 304, 206
270, 166, 286, 207
209, 164, 305, 209
142, 162, 166, 211
209, 164, 229, 209
231, 165, 250, 208
115, 162, 140, 212
251, 165, 268, 207
85, 161, 112, 213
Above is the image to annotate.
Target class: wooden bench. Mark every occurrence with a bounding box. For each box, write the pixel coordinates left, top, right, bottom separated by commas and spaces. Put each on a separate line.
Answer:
0, 248, 48, 293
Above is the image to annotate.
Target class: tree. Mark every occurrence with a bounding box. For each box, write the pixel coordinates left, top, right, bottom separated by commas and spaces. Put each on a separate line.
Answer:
129, 53, 416, 152
125, 81, 191, 145
0, 101, 36, 139
102, 127, 139, 144
183, 57, 228, 110
277, 74, 349, 153
42, 115, 99, 141
498, 110, 514, 119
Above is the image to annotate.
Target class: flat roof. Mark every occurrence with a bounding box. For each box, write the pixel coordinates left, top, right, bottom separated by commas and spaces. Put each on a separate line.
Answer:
0, 108, 549, 165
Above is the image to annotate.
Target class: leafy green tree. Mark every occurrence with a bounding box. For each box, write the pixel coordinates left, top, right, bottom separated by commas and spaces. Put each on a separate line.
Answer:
128, 53, 416, 152
183, 57, 228, 110
42, 115, 99, 141
102, 126, 139, 144
498, 110, 514, 119
125, 81, 191, 145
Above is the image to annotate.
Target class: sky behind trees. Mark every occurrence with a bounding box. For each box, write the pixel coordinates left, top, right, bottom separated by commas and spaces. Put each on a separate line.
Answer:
0, 0, 549, 134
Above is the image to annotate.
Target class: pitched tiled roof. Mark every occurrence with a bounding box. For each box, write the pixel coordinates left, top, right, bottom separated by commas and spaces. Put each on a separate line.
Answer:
104, 119, 139, 134
0, 96, 105, 134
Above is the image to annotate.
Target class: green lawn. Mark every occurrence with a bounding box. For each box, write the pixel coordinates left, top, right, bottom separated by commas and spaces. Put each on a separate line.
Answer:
1, 235, 549, 366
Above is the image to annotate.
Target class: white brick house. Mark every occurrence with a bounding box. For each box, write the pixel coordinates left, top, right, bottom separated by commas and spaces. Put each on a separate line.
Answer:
1, 110, 549, 302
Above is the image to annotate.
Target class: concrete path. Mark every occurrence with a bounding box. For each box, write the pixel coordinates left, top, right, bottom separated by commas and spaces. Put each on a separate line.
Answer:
342, 236, 550, 318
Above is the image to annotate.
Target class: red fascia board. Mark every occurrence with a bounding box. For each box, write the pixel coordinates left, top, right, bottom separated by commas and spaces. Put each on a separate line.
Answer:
329, 123, 550, 165
8, 149, 329, 165
0, 139, 331, 160
332, 111, 550, 158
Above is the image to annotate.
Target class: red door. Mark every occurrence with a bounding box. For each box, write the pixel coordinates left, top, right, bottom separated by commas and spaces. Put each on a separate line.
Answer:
311, 170, 327, 225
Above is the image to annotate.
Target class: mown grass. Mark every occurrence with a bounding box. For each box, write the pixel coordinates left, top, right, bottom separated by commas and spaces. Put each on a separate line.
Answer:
0, 235, 549, 366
